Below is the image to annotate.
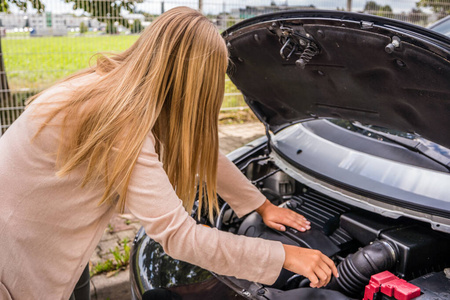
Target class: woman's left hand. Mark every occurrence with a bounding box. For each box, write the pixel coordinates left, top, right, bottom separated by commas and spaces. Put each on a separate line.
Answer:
256, 199, 311, 232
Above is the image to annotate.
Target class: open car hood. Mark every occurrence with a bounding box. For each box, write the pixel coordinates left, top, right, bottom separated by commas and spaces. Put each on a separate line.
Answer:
223, 10, 450, 149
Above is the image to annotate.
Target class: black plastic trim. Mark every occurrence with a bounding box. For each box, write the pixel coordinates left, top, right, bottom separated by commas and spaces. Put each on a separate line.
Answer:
223, 10, 450, 47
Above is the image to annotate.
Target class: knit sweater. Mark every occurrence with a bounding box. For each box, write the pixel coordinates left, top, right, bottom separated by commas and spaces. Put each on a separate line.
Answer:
0, 74, 285, 299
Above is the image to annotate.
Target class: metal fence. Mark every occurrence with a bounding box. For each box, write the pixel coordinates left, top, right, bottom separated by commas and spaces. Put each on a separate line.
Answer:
1, 0, 449, 134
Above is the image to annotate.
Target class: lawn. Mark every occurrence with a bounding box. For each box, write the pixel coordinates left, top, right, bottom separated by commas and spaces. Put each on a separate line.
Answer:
1, 34, 246, 109
2, 35, 139, 89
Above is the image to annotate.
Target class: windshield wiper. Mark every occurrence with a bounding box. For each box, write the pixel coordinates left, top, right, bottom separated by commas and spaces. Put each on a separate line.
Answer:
352, 122, 450, 171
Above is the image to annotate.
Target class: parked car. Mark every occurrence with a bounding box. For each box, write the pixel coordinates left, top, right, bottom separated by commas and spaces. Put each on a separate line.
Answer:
130, 10, 450, 300
428, 15, 450, 37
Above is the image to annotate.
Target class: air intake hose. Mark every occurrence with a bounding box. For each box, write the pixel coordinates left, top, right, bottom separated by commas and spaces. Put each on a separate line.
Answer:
327, 239, 397, 296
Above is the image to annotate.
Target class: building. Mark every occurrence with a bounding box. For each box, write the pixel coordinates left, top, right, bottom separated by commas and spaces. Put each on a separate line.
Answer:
0, 12, 102, 34
0, 13, 27, 29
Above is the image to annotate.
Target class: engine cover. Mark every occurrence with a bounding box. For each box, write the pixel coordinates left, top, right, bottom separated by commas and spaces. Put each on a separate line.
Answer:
237, 211, 340, 257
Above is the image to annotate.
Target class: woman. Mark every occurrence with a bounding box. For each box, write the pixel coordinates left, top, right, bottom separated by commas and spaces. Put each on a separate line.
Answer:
0, 7, 337, 299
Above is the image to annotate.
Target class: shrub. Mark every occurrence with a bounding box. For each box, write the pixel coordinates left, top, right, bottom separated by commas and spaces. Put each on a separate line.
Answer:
79, 22, 88, 34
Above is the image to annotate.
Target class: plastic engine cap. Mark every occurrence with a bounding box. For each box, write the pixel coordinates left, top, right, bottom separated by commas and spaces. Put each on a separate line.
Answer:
364, 271, 421, 300
371, 271, 399, 285
380, 279, 421, 300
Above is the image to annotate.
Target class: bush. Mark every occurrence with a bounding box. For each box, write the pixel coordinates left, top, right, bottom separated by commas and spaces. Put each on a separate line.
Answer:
79, 22, 88, 34
106, 21, 117, 34
131, 19, 143, 34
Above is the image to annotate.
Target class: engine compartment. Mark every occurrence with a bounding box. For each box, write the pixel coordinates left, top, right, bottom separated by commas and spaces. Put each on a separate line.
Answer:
217, 152, 450, 299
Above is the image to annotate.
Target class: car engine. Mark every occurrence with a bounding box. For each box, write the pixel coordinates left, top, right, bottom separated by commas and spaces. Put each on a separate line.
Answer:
217, 153, 450, 299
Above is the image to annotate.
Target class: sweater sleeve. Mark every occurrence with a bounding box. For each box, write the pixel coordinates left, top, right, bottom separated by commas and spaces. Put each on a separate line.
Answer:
216, 152, 266, 218
125, 134, 285, 285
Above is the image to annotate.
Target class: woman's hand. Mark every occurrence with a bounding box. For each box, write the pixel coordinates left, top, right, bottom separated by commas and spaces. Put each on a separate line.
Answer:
283, 245, 339, 288
256, 199, 311, 232
255, 199, 338, 287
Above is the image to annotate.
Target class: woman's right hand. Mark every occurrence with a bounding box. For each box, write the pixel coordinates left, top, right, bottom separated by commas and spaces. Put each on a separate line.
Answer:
282, 245, 339, 288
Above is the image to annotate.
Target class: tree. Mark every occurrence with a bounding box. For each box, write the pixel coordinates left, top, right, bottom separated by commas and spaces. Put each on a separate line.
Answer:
416, 0, 450, 15
364, 1, 392, 12
408, 8, 428, 25
79, 21, 88, 34
131, 19, 143, 34
0, 0, 141, 31
226, 15, 236, 28
65, 0, 140, 26
363, 1, 393, 17
106, 20, 117, 34
0, 0, 44, 13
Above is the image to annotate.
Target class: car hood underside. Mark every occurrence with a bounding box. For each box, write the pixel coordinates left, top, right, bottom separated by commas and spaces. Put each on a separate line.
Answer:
224, 10, 450, 149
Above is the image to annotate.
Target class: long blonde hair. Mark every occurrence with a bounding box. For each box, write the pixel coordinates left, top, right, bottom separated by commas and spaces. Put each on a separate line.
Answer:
30, 7, 228, 220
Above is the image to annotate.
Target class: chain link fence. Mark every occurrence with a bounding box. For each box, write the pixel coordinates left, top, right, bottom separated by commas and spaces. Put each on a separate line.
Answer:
1, 0, 449, 134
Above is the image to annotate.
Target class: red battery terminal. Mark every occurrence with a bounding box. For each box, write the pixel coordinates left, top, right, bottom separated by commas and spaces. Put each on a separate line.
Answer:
363, 271, 421, 300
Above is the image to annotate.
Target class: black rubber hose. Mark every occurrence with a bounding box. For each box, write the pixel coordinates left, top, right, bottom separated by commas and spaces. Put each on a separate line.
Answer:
327, 239, 397, 296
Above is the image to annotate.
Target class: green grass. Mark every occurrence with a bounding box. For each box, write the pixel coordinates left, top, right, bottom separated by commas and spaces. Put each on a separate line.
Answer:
90, 237, 131, 277
223, 78, 246, 109
2, 35, 139, 90
3, 32, 30, 38
1, 34, 246, 108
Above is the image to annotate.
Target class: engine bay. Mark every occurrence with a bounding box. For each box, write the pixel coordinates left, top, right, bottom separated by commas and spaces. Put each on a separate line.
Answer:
216, 151, 450, 299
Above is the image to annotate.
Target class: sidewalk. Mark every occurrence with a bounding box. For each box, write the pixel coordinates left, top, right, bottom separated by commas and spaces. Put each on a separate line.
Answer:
89, 122, 265, 299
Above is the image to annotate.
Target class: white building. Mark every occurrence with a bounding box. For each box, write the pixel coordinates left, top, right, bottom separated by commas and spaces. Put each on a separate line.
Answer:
28, 14, 46, 29
0, 13, 27, 29
0, 12, 102, 32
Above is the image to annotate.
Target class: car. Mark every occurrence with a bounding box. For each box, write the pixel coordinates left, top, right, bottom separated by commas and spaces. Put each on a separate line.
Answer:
428, 15, 450, 37
130, 10, 450, 300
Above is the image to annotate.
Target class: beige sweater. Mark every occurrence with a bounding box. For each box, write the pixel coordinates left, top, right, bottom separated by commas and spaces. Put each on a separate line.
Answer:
0, 76, 285, 299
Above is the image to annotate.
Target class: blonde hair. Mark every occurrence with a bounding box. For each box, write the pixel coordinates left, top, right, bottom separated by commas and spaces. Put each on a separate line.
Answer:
30, 7, 228, 221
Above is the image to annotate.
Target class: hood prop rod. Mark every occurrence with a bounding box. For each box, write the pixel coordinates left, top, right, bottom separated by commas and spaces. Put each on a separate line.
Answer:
265, 123, 272, 154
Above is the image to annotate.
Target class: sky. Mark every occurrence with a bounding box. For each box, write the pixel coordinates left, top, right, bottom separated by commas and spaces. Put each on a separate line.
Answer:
12, 0, 430, 16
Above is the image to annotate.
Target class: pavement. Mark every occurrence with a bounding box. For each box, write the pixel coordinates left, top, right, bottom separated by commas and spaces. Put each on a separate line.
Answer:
89, 122, 265, 300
